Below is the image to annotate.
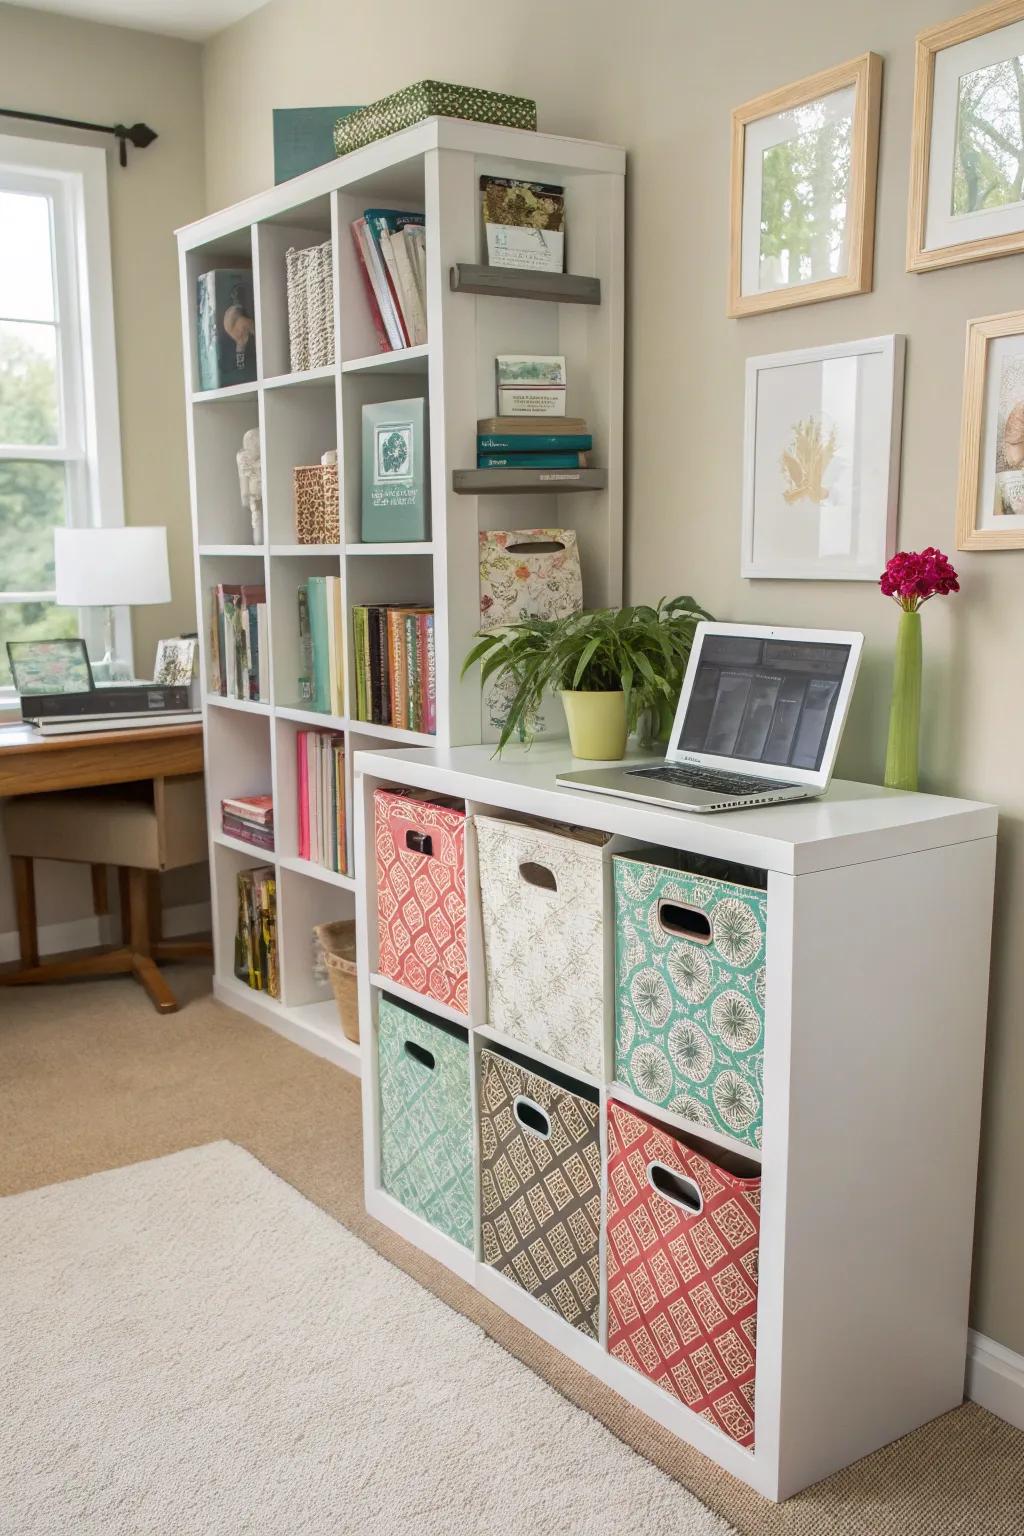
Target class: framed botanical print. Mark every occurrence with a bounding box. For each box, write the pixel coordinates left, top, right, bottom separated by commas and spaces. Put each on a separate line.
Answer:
729, 53, 883, 317
741, 335, 906, 580
908, 1, 1024, 271
956, 308, 1024, 548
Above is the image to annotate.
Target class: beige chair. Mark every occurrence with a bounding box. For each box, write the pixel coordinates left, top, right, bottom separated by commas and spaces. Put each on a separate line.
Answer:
2, 773, 211, 1014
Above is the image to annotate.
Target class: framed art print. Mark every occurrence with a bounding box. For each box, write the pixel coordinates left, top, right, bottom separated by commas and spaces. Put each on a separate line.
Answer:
741, 335, 906, 580
6, 637, 94, 696
956, 308, 1024, 548
729, 53, 883, 317
908, 1, 1024, 272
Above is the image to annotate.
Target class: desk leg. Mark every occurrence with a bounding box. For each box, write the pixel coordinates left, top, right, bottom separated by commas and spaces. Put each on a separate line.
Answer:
11, 856, 38, 969
127, 867, 177, 1014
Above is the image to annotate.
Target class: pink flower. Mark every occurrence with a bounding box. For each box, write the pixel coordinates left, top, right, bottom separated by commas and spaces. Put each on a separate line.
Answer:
879, 548, 960, 611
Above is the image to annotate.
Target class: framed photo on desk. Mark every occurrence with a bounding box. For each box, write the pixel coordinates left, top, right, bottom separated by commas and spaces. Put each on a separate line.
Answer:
6, 638, 94, 696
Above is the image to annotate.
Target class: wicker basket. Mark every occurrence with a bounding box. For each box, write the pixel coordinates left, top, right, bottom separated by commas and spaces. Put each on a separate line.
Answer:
314, 919, 359, 1043
286, 240, 335, 372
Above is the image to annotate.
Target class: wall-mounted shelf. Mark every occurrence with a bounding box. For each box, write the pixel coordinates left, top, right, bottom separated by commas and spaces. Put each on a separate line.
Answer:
453, 467, 608, 494
450, 262, 601, 305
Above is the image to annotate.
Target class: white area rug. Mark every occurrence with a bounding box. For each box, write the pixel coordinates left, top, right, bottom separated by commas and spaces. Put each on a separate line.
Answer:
0, 1142, 736, 1535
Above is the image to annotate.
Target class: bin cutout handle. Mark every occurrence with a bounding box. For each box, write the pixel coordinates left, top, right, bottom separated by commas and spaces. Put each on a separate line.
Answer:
648, 1161, 703, 1214
404, 1039, 435, 1072
505, 539, 566, 554
406, 830, 433, 857
519, 861, 557, 892
514, 1095, 551, 1140
657, 898, 712, 944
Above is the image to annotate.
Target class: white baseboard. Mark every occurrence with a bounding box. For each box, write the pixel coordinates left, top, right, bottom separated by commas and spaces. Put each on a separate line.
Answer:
0, 900, 211, 965
966, 1329, 1024, 1432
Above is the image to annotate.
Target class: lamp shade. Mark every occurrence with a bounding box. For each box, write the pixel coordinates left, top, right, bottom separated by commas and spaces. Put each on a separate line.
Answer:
54, 526, 171, 607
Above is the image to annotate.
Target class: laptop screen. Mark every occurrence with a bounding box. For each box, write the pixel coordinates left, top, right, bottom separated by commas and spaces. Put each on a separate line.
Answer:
677, 634, 854, 773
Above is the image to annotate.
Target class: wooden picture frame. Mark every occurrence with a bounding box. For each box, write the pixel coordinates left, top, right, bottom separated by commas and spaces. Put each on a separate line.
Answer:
956, 308, 1024, 549
729, 53, 883, 318
908, 1, 1024, 273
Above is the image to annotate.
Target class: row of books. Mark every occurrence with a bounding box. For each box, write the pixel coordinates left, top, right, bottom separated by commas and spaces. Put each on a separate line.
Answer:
298, 728, 347, 874
297, 576, 343, 716
209, 583, 268, 701
477, 413, 592, 469
234, 865, 278, 997
351, 208, 426, 353
352, 604, 435, 734
221, 793, 274, 851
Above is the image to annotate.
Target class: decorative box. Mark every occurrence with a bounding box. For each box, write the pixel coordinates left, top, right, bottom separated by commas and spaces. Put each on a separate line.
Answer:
479, 1047, 602, 1337
196, 268, 256, 391
285, 240, 335, 371
293, 461, 340, 544
375, 787, 468, 1014
613, 850, 768, 1150
361, 398, 429, 543
606, 1098, 761, 1449
377, 995, 474, 1248
334, 80, 537, 157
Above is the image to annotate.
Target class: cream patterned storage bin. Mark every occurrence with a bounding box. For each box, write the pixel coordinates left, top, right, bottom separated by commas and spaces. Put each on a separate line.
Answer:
286, 240, 334, 371
475, 815, 613, 1077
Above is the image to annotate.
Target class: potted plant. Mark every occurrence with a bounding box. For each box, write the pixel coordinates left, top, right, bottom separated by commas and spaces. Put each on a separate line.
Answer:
462, 596, 713, 759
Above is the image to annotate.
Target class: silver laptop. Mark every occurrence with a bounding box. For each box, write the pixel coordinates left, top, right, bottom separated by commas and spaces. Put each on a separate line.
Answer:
557, 622, 864, 813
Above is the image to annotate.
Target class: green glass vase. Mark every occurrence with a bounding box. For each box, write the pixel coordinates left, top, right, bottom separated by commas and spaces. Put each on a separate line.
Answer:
884, 608, 922, 792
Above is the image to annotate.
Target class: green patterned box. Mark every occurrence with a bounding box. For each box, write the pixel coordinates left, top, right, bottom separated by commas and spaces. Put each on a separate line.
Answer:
378, 995, 474, 1248
334, 80, 537, 156
613, 852, 768, 1150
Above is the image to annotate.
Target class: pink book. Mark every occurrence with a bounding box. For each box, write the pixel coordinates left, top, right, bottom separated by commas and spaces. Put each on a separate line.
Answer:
297, 731, 309, 860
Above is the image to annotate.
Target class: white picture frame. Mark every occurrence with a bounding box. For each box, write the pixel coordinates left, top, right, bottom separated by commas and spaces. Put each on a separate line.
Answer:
741, 334, 906, 581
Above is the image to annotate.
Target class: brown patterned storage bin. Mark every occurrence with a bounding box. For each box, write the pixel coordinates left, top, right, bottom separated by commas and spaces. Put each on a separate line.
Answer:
293, 463, 340, 544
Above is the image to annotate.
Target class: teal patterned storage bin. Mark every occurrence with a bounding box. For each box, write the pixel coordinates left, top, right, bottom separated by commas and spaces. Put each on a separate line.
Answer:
377, 995, 474, 1248
613, 852, 768, 1150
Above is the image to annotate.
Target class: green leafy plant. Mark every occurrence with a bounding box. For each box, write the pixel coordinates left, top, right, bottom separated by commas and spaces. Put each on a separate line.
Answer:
462, 595, 713, 752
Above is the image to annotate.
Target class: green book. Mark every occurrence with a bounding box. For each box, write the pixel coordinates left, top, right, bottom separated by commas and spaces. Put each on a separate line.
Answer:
307, 576, 330, 714
353, 606, 367, 721
361, 397, 429, 542
404, 613, 417, 731
297, 583, 313, 702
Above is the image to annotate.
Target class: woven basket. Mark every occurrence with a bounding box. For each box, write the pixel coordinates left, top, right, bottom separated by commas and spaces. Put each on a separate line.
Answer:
286, 240, 335, 372
314, 919, 359, 1043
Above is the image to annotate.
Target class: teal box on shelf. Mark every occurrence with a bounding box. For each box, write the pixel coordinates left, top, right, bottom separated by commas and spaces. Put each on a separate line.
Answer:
377, 994, 474, 1248
196, 269, 257, 391
360, 397, 429, 542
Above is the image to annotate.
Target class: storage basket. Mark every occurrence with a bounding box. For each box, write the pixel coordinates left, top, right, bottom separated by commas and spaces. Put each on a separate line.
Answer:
377, 995, 474, 1247
314, 919, 358, 1042
606, 1098, 761, 1449
285, 240, 335, 371
334, 80, 537, 157
613, 851, 768, 1151
294, 462, 340, 543
375, 788, 468, 1013
479, 1047, 602, 1337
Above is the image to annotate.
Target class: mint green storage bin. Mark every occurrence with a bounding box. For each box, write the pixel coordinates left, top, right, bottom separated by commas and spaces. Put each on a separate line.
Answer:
613, 851, 768, 1150
377, 994, 474, 1248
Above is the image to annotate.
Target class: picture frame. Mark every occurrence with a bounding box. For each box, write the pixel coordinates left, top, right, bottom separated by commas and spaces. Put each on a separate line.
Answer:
6, 637, 94, 696
741, 334, 906, 581
153, 636, 198, 687
908, 1, 1024, 273
729, 53, 883, 317
956, 308, 1024, 548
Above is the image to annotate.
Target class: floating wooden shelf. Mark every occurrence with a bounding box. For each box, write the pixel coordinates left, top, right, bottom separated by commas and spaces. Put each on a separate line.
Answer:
453, 467, 608, 494
450, 262, 601, 305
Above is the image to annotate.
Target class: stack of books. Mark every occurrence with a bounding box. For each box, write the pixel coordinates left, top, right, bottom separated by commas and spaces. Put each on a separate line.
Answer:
297, 576, 343, 715
477, 415, 592, 469
352, 604, 435, 733
351, 208, 426, 352
221, 794, 274, 851
234, 866, 278, 997
209, 583, 268, 701
297, 728, 347, 874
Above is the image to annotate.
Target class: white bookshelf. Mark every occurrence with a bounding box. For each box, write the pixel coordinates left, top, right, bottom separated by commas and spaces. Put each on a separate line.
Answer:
176, 118, 625, 1065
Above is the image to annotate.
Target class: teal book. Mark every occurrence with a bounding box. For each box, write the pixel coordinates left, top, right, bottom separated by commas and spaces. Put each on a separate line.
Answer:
477, 452, 585, 468
361, 397, 429, 542
306, 576, 330, 714
478, 433, 592, 452
196, 269, 256, 391
297, 582, 313, 702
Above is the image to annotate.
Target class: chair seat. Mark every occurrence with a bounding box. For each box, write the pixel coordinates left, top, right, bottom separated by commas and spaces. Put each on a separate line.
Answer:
3, 776, 206, 872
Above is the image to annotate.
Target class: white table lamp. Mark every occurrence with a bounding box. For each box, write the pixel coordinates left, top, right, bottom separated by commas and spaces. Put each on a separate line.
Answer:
55, 526, 171, 682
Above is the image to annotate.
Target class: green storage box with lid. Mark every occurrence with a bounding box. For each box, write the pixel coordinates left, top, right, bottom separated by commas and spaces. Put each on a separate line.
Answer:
334, 80, 537, 156
613, 850, 768, 1150
377, 994, 474, 1248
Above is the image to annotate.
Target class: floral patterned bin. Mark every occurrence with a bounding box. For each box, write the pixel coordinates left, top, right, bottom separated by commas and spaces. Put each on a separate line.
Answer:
375, 788, 468, 1014
613, 850, 768, 1149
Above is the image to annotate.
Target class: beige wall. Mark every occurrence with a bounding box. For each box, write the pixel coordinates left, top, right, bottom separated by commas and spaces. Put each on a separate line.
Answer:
202, 0, 1024, 1356
0, 4, 207, 935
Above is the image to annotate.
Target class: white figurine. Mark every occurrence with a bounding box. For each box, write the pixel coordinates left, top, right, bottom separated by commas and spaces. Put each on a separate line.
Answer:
236, 427, 263, 545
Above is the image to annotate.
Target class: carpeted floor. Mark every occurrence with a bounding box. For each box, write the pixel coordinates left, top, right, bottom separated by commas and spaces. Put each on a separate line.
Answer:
2, 966, 1022, 1535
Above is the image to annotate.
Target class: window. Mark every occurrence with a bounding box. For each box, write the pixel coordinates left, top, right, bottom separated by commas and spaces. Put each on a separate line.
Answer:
0, 136, 124, 693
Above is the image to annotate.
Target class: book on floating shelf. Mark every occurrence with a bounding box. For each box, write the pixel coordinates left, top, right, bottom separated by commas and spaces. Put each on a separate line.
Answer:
495, 354, 566, 417
297, 728, 347, 874
351, 603, 435, 733
234, 865, 278, 996
351, 208, 426, 352
481, 176, 565, 273
476, 415, 592, 470
208, 582, 268, 702
297, 576, 343, 715
221, 793, 275, 851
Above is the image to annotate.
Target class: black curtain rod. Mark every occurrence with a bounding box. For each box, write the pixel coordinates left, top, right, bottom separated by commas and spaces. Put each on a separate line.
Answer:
0, 108, 157, 166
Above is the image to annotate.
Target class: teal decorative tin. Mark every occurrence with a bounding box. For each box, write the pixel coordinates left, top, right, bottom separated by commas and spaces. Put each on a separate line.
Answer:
613, 852, 768, 1150
378, 995, 474, 1247
334, 80, 537, 157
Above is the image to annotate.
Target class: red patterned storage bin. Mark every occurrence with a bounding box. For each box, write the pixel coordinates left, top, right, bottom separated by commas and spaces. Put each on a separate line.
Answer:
606, 1098, 761, 1449
374, 788, 468, 1013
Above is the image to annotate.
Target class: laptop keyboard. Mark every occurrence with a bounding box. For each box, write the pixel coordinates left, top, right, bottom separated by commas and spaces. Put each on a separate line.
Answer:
626, 764, 790, 796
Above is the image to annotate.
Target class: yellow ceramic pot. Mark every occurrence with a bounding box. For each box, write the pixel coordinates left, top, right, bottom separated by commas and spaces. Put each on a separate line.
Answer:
560, 690, 627, 761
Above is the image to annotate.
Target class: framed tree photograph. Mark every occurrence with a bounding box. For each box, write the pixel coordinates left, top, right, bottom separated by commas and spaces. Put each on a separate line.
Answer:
956, 308, 1024, 548
908, 1, 1024, 272
729, 53, 883, 317
741, 335, 906, 580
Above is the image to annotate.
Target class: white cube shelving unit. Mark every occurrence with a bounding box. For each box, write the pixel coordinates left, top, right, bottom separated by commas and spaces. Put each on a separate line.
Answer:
176, 119, 625, 1068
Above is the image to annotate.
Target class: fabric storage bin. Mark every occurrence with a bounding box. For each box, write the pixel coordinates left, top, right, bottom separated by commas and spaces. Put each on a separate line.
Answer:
286, 240, 334, 371
377, 995, 474, 1248
479, 1046, 602, 1338
614, 850, 768, 1150
475, 815, 613, 1076
606, 1098, 761, 1449
334, 80, 537, 157
293, 461, 340, 543
375, 788, 468, 1014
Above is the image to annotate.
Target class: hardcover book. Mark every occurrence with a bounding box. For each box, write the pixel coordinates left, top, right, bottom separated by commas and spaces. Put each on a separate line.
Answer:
481, 176, 565, 273
196, 269, 256, 391
361, 397, 429, 542
495, 355, 566, 417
